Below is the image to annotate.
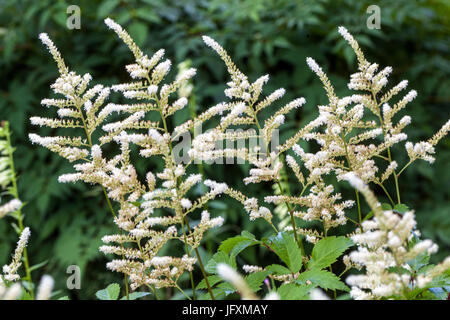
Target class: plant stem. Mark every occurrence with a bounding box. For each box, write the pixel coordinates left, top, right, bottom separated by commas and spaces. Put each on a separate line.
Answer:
340, 131, 362, 223
375, 182, 395, 206
355, 189, 362, 224
157, 98, 197, 300
146, 284, 159, 300
188, 93, 213, 254
396, 160, 413, 178
179, 213, 197, 300
184, 217, 215, 300
4, 122, 34, 298
78, 103, 130, 300
175, 284, 192, 300
371, 90, 401, 205
252, 112, 305, 254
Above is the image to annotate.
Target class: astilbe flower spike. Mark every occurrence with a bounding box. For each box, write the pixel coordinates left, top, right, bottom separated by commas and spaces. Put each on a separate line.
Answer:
29, 19, 231, 294
343, 173, 450, 300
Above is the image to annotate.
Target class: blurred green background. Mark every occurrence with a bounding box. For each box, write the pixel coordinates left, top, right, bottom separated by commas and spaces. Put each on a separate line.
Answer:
0, 0, 449, 299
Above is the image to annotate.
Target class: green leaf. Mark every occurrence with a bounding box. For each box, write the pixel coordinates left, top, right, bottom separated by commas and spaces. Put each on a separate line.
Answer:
196, 275, 223, 290
296, 269, 350, 292
241, 230, 256, 240
120, 292, 151, 300
265, 264, 292, 276
308, 236, 353, 270
277, 283, 312, 300
97, 0, 120, 18
245, 271, 270, 292
265, 232, 303, 273
198, 288, 228, 300
128, 22, 148, 47
96, 283, 120, 300
216, 282, 237, 295
29, 260, 48, 272
21, 280, 34, 292
135, 8, 161, 23
58, 296, 70, 300
205, 252, 236, 274
407, 252, 430, 272
393, 203, 409, 214
364, 203, 392, 222
386, 266, 411, 275
218, 232, 259, 258
428, 287, 448, 300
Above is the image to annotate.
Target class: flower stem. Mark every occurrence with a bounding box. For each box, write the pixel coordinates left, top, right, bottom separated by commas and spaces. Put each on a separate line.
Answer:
78, 102, 130, 300
157, 96, 197, 300
371, 90, 401, 205
4, 122, 33, 298
252, 111, 305, 254
184, 217, 215, 300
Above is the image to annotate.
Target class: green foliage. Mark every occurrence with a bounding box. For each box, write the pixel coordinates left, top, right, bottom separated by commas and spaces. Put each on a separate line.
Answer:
277, 283, 312, 300
245, 270, 271, 292
308, 236, 353, 270
218, 231, 260, 259
95, 283, 120, 300
205, 252, 236, 274
120, 292, 151, 300
296, 269, 349, 292
264, 232, 303, 273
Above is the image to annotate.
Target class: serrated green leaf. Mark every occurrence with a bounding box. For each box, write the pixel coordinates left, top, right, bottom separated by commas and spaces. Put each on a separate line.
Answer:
297, 269, 350, 292
265, 232, 303, 273
216, 281, 237, 296
393, 203, 409, 214
277, 283, 312, 300
120, 292, 151, 300
205, 252, 236, 274
245, 270, 270, 292
198, 288, 228, 300
196, 275, 223, 290
218, 232, 259, 258
407, 252, 430, 272
308, 236, 353, 270
219, 236, 249, 253
265, 264, 292, 276
386, 266, 411, 275
241, 231, 256, 240
96, 283, 120, 300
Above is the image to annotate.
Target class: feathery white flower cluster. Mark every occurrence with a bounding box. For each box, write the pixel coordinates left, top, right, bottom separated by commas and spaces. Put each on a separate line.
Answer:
2, 227, 31, 281
268, 25, 450, 241
30, 19, 230, 293
344, 173, 450, 300
189, 35, 311, 225
0, 279, 22, 300
0, 274, 55, 301
0, 199, 21, 219
36, 275, 54, 300
28, 22, 450, 300
95, 20, 231, 290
